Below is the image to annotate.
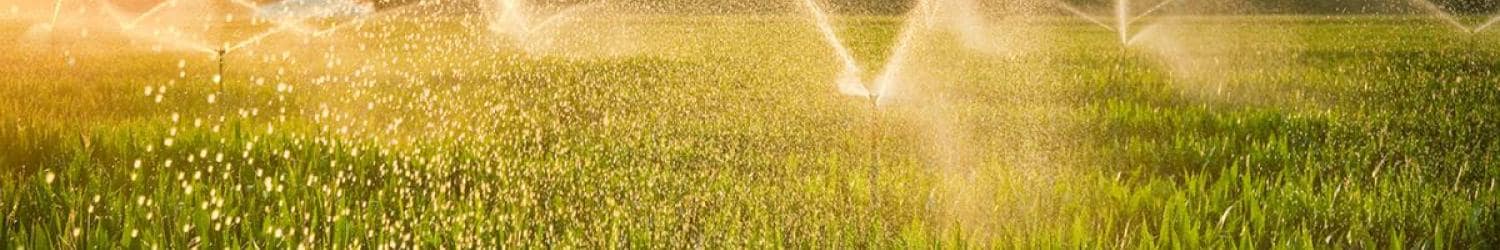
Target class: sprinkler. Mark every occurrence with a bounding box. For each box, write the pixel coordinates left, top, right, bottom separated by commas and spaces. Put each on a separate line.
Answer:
215, 47, 227, 94
867, 94, 882, 209
213, 47, 233, 107
801, 0, 932, 211
1056, 0, 1179, 47
1112, 47, 1129, 83
1465, 32, 1477, 68
1054, 0, 1174, 84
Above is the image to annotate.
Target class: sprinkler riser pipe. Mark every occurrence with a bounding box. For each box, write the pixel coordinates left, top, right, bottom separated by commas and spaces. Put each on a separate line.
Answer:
1111, 47, 1128, 84
870, 97, 880, 209
216, 48, 227, 102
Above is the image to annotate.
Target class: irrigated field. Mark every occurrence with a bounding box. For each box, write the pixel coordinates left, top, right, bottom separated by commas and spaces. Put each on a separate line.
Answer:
1, 14, 1497, 248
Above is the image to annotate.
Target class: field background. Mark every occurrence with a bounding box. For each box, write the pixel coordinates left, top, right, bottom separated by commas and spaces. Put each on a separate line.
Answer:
1, 6, 1499, 249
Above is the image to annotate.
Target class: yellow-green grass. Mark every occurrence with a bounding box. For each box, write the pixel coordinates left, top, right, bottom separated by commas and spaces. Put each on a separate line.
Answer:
1, 15, 1497, 248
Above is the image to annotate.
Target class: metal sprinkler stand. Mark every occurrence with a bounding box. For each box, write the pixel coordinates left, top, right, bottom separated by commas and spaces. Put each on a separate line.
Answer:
1465, 31, 1479, 68
867, 94, 882, 209
1112, 47, 1128, 83
214, 46, 228, 105
215, 48, 227, 97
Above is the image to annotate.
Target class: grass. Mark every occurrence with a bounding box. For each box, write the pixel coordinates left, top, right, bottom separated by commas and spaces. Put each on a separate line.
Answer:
1, 14, 1498, 248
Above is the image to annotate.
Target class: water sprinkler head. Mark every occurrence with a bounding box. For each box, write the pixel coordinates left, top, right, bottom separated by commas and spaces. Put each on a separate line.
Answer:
837, 72, 871, 97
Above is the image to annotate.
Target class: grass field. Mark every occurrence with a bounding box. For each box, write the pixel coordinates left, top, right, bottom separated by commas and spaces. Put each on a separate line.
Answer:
1, 13, 1498, 248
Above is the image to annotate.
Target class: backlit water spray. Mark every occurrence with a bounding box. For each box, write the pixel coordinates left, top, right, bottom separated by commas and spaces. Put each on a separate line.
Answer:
95, 0, 326, 103
1407, 0, 1500, 34
1478, 16, 1500, 33
1056, 0, 1178, 82
48, 0, 62, 28
800, 0, 864, 97
1404, 0, 1497, 70
486, 0, 605, 55
1057, 0, 1178, 45
801, 0, 937, 208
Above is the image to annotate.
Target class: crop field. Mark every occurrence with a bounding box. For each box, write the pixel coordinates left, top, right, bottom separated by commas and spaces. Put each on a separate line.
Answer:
1, 1, 1498, 248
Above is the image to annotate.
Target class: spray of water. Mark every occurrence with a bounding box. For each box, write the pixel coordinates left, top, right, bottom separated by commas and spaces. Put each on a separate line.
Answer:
48, 0, 62, 28
870, 1, 939, 101
94, 0, 364, 55
945, 0, 1003, 54
1408, 0, 1500, 33
306, 4, 419, 37
121, 0, 179, 29
800, 0, 948, 211
244, 2, 320, 35
1056, 0, 1179, 45
1133, 0, 1178, 21
1058, 3, 1114, 31
1115, 0, 1129, 44
484, 0, 619, 56
67, 1, 419, 66
799, 0, 867, 97
225, 25, 297, 53
1478, 16, 1500, 32
304, 1, 447, 38
804, 0, 1064, 239
97, 0, 215, 53
83, 0, 381, 96
1409, 0, 1474, 32
802, 0, 938, 103
22, 0, 69, 43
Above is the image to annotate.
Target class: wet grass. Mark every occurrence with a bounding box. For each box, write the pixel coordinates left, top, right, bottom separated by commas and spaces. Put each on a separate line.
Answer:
1, 15, 1498, 248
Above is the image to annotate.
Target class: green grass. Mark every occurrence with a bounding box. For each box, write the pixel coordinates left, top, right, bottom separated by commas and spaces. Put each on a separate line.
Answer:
1, 15, 1498, 248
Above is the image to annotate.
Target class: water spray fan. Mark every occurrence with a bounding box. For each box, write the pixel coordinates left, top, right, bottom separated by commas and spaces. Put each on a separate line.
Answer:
801, 0, 944, 208
1056, 0, 1180, 46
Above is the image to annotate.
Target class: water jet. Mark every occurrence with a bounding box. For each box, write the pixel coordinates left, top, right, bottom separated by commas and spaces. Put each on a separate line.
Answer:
1405, 0, 1500, 67
485, 0, 610, 56
1407, 0, 1500, 34
1055, 0, 1179, 46
802, 0, 940, 209
1055, 0, 1178, 83
47, 0, 67, 32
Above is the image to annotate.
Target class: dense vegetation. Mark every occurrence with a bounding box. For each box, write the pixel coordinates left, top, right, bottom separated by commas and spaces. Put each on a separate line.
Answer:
1, 8, 1498, 249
